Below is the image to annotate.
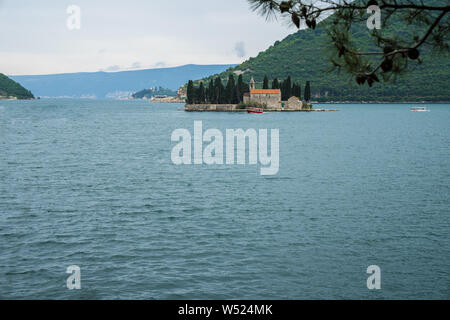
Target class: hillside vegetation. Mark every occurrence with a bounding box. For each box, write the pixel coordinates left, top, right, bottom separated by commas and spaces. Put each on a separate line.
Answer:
132, 87, 177, 99
0, 73, 34, 99
197, 1, 449, 102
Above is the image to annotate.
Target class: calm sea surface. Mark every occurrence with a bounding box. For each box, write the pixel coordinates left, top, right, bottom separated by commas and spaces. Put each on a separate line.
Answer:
0, 99, 448, 299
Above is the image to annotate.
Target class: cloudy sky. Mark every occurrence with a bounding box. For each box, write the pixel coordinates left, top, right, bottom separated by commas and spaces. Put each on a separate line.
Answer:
0, 0, 295, 75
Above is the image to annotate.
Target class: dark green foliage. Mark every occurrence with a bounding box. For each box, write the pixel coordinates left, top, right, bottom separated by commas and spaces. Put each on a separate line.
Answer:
272, 78, 280, 89
263, 75, 269, 89
132, 86, 176, 99
186, 80, 195, 104
241, 82, 250, 99
187, 75, 244, 104
281, 76, 292, 100
236, 75, 244, 103
214, 77, 224, 104
304, 81, 311, 102
0, 73, 34, 99
292, 82, 302, 99
207, 79, 214, 103
198, 82, 206, 103
225, 75, 236, 104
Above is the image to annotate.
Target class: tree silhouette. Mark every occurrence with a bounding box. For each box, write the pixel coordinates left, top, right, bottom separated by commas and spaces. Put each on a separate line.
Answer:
263, 75, 269, 89
304, 81, 311, 102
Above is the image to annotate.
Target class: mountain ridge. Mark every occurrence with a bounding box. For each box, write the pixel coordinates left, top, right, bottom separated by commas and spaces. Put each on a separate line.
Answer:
11, 64, 236, 99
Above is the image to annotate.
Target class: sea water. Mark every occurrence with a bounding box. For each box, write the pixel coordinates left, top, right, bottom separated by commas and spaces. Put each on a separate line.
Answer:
0, 99, 448, 299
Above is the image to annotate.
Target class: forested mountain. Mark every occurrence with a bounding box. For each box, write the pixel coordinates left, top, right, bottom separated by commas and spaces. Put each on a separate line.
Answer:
0, 73, 34, 99
197, 1, 449, 102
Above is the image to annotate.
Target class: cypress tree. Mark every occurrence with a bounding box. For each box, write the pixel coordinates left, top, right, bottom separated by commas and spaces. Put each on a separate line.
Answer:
208, 79, 214, 103
292, 82, 302, 99
219, 80, 225, 104
225, 74, 236, 104
187, 80, 194, 104
304, 81, 311, 102
237, 75, 245, 102
231, 75, 239, 104
198, 82, 206, 104
263, 75, 269, 89
214, 77, 224, 104
193, 86, 199, 104
272, 78, 279, 89
285, 76, 292, 99
280, 80, 285, 100
236, 75, 242, 103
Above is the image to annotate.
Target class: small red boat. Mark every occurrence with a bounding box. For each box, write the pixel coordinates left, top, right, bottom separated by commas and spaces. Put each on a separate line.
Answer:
247, 107, 264, 114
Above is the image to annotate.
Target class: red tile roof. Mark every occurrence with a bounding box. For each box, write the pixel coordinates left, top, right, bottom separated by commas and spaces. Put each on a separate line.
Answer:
251, 89, 281, 94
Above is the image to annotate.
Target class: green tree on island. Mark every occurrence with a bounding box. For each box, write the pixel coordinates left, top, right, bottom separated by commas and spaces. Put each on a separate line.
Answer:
236, 74, 250, 103
207, 79, 214, 103
225, 74, 236, 104
281, 76, 292, 100
187, 80, 194, 104
263, 75, 269, 89
214, 77, 224, 104
272, 78, 280, 89
304, 81, 311, 102
236, 75, 243, 103
198, 82, 206, 104
292, 82, 302, 99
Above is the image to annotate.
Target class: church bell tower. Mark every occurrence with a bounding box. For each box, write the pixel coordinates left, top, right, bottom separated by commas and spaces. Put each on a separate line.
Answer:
250, 77, 256, 91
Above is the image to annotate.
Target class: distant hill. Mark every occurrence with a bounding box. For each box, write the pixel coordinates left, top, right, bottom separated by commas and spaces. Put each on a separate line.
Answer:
10, 64, 235, 99
198, 1, 449, 102
132, 87, 177, 99
0, 73, 34, 100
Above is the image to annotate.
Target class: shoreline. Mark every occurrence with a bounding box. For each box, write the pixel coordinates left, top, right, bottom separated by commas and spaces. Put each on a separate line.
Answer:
316, 101, 450, 104
2, 98, 448, 104
185, 104, 338, 112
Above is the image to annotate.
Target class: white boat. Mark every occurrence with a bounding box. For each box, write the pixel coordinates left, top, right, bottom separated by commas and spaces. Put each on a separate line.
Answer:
410, 107, 430, 112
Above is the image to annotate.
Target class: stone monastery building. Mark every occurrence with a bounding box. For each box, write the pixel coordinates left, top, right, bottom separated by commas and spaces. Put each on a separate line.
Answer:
243, 77, 304, 111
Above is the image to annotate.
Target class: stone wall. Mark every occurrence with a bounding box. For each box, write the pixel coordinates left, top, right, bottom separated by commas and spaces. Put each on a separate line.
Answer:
185, 104, 242, 112
285, 96, 303, 110
250, 93, 281, 110
185, 102, 317, 112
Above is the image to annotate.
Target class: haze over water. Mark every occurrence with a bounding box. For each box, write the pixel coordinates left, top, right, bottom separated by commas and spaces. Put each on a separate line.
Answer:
0, 100, 449, 299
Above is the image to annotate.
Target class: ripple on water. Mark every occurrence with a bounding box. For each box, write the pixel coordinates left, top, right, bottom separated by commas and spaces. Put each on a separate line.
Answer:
1, 101, 449, 299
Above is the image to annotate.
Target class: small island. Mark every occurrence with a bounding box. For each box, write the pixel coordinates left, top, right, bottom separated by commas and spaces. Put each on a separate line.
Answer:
131, 86, 185, 103
185, 75, 337, 112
